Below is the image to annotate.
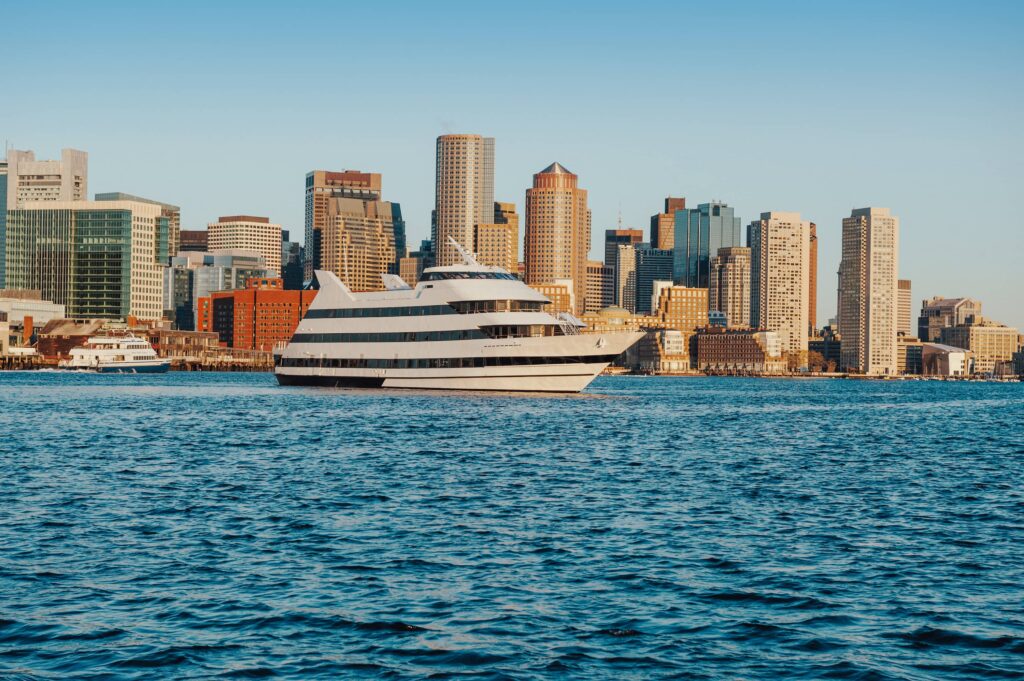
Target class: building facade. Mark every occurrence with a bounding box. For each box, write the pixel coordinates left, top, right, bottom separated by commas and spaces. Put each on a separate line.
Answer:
897, 279, 913, 337
163, 250, 269, 330
918, 296, 982, 342
304, 170, 385, 280
940, 316, 1022, 375
808, 222, 818, 335
695, 328, 786, 375
584, 260, 614, 313
634, 247, 674, 314
474, 201, 519, 273
523, 163, 591, 315
179, 230, 209, 252
709, 246, 751, 328
838, 207, 899, 375
749, 211, 810, 362
672, 202, 742, 291
612, 243, 637, 312
320, 197, 402, 291
434, 135, 494, 267
200, 277, 318, 351
649, 197, 685, 250
6, 200, 167, 320
96, 192, 180, 259
208, 215, 282, 276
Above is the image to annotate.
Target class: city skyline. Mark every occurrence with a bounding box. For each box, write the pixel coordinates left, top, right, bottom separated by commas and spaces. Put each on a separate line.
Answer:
3, 1, 1022, 329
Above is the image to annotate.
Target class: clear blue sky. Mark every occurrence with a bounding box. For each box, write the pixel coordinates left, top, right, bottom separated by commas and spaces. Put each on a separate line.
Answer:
4, 0, 1022, 328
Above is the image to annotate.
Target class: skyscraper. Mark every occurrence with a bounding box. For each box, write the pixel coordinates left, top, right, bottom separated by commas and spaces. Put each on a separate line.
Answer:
96, 192, 180, 260
808, 222, 818, 335
0, 158, 7, 289
634, 246, 674, 314
750, 211, 811, 363
320, 197, 403, 291
897, 279, 912, 336
672, 201, 742, 292
612, 243, 637, 312
434, 134, 494, 266
838, 207, 899, 375
524, 163, 591, 315
710, 246, 751, 328
474, 202, 519, 273
5, 149, 88, 208
650, 197, 685, 250
208, 216, 282, 276
6, 200, 167, 320
304, 170, 384, 280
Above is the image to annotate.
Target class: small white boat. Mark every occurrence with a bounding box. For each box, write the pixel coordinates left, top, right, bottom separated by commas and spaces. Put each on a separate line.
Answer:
58, 335, 170, 374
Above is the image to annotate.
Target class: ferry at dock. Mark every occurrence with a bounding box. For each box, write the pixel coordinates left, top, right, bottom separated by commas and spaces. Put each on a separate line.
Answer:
275, 240, 643, 392
58, 335, 170, 373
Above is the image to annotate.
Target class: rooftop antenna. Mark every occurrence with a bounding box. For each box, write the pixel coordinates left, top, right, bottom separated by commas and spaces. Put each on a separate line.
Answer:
617, 204, 623, 229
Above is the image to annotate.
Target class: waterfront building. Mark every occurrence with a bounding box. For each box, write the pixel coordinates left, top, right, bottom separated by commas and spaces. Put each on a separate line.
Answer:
208, 215, 282, 276
179, 229, 209, 252
918, 296, 983, 342
808, 222, 818, 335
838, 207, 899, 375
695, 327, 786, 375
634, 247, 674, 314
655, 284, 708, 333
320, 195, 403, 291
897, 335, 924, 375
35, 318, 106, 359
612, 243, 637, 312
650, 197, 685, 250
709, 246, 751, 328
898, 279, 913, 336
672, 202, 742, 291
434, 135, 495, 267
528, 280, 574, 315
96, 192, 180, 259
200, 277, 317, 351
922, 343, 972, 377
749, 211, 810, 363
1013, 349, 1024, 377
474, 202, 519, 273
524, 163, 591, 315
940, 315, 1022, 375
584, 260, 614, 314
6, 200, 167, 321
637, 329, 690, 373
163, 250, 269, 330
304, 170, 384, 279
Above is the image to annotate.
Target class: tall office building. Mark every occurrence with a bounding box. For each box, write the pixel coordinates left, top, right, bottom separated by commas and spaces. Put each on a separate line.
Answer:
612, 243, 637, 312
710, 246, 751, 328
281, 233, 304, 291
603, 228, 643, 266
6, 200, 167, 320
634, 246, 674, 314
672, 201, 742, 293
750, 211, 811, 362
918, 296, 983, 342
585, 260, 614, 313
524, 163, 591, 315
650, 197, 685, 250
304, 170, 384, 280
179, 230, 209, 253
96, 192, 180, 260
0, 159, 6, 289
838, 207, 899, 375
808, 222, 818, 335
434, 135, 494, 266
5, 149, 88, 208
208, 216, 282, 276
320, 196, 403, 291
897, 279, 913, 336
474, 202, 519, 273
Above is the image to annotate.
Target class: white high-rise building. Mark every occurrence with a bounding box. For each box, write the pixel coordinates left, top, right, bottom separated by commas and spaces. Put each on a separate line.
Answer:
434, 134, 494, 267
749, 211, 811, 363
838, 207, 899, 375
5, 148, 88, 209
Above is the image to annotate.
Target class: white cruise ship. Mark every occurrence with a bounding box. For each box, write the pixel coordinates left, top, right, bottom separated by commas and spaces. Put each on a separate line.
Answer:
275, 242, 643, 392
59, 335, 170, 373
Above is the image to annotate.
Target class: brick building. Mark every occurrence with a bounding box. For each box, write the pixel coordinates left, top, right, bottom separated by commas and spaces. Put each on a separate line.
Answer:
199, 277, 318, 351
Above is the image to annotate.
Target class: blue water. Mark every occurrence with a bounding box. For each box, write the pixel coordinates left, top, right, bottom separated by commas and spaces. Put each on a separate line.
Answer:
1, 372, 1022, 680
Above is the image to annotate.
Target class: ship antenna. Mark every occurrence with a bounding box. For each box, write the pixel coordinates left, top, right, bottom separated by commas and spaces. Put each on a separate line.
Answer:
447, 237, 480, 266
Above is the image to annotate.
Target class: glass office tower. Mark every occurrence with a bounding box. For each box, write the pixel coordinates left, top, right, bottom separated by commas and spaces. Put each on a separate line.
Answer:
672, 202, 742, 289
